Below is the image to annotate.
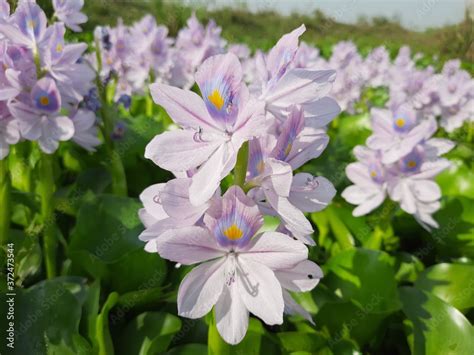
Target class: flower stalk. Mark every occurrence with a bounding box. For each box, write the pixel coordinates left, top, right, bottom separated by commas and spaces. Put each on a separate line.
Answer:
39, 152, 56, 278
0, 158, 11, 246
233, 141, 249, 188
95, 39, 127, 197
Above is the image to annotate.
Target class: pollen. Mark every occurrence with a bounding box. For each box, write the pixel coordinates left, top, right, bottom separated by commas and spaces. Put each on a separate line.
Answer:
223, 224, 243, 240
395, 118, 405, 128
407, 160, 417, 168
39, 96, 49, 106
208, 89, 225, 110
370, 170, 377, 178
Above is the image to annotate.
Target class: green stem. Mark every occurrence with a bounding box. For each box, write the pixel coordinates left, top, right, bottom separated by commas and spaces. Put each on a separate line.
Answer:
145, 92, 153, 117
0, 158, 11, 246
11, 142, 32, 193
233, 141, 249, 188
39, 152, 56, 279
94, 44, 127, 197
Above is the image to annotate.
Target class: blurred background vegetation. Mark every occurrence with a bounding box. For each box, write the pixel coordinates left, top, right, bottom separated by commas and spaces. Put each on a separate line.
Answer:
32, 0, 473, 73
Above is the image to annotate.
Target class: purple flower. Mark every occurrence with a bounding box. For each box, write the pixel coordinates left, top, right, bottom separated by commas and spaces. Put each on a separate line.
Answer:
153, 185, 309, 345
146, 53, 265, 206
366, 106, 436, 164
53, 0, 87, 32
8, 77, 74, 153
0, 101, 20, 159
70, 109, 100, 152
342, 146, 388, 216
0, 2, 48, 51
387, 140, 453, 229
138, 178, 217, 253
251, 26, 338, 123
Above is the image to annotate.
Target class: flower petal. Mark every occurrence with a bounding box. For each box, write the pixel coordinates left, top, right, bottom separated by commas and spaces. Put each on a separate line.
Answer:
215, 275, 249, 345
275, 260, 323, 292
189, 141, 237, 206
178, 258, 226, 318
150, 83, 219, 131
239, 231, 307, 269
266, 69, 336, 108
144, 129, 221, 172
289, 174, 336, 213
156, 226, 225, 265
237, 258, 284, 325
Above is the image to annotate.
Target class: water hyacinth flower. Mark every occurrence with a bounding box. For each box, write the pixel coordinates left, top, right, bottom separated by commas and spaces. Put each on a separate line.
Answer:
8, 77, 74, 153
139, 178, 215, 252
175, 12, 226, 69
342, 146, 388, 216
387, 138, 454, 229
245, 106, 336, 243
343, 109, 454, 228
366, 106, 436, 164
146, 52, 265, 206
0, 101, 20, 160
251, 25, 338, 123
153, 186, 315, 344
0, 1, 49, 53
0, 0, 9, 21
52, 0, 88, 32
70, 109, 100, 152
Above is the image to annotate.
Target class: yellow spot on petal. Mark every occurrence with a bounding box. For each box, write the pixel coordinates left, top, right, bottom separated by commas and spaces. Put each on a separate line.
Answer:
56, 43, 63, 53
395, 118, 405, 128
284, 143, 293, 157
407, 160, 417, 168
208, 89, 225, 110
370, 170, 377, 178
39, 96, 49, 106
223, 224, 243, 240
27, 20, 36, 29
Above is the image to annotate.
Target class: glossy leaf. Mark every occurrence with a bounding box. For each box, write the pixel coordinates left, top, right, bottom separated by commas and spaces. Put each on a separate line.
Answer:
400, 286, 474, 355
415, 263, 474, 311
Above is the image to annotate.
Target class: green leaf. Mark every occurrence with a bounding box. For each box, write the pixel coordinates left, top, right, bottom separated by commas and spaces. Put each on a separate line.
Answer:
117, 312, 182, 355
432, 198, 474, 258
0, 278, 90, 354
69, 194, 143, 264
277, 331, 327, 352
437, 159, 474, 199
326, 205, 355, 250
314, 300, 388, 347
96, 292, 119, 355
414, 263, 474, 311
399, 286, 474, 355
105, 248, 167, 294
68, 194, 167, 295
165, 344, 208, 355
324, 248, 401, 313
9, 230, 42, 283
394, 252, 425, 283
79, 279, 101, 351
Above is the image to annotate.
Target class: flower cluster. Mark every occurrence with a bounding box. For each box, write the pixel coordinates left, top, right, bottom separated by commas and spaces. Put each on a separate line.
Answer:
96, 14, 473, 133
342, 105, 454, 229
0, 0, 99, 157
91, 12, 226, 102
139, 26, 339, 344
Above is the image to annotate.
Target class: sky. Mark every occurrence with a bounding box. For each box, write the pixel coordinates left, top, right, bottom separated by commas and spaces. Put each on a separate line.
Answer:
184, 0, 468, 30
